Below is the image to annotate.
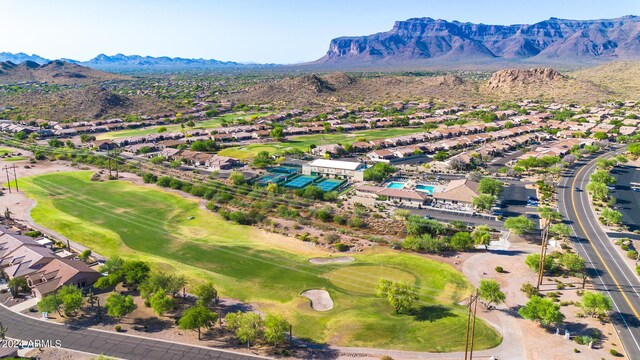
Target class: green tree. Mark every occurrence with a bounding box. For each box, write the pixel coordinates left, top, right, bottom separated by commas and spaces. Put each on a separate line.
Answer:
105, 293, 136, 321
471, 225, 491, 249
78, 249, 92, 262
590, 170, 616, 185
252, 151, 275, 168
376, 279, 419, 314
38, 294, 63, 316
561, 253, 587, 288
80, 134, 96, 143
225, 311, 263, 347
593, 132, 608, 141
478, 279, 506, 309
122, 260, 150, 290
504, 216, 535, 235
193, 282, 218, 307
263, 314, 289, 346
472, 194, 496, 212
449, 231, 474, 251
525, 253, 553, 273
149, 291, 176, 317
7, 277, 28, 298
628, 142, 640, 156
587, 181, 609, 201
518, 296, 565, 326
478, 178, 504, 197
270, 126, 284, 140
601, 207, 623, 225
363, 163, 396, 182
549, 223, 571, 239
434, 151, 449, 161
57, 285, 84, 316
539, 207, 561, 223
229, 171, 246, 186
140, 272, 186, 298
580, 291, 612, 318
179, 305, 218, 340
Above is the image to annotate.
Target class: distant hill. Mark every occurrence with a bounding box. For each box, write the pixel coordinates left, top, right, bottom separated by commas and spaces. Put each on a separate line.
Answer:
78, 53, 244, 71
0, 60, 128, 84
0, 52, 258, 72
0, 52, 49, 65
315, 15, 640, 67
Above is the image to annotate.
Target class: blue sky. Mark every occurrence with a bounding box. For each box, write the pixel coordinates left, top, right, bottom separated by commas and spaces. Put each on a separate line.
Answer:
0, 0, 638, 64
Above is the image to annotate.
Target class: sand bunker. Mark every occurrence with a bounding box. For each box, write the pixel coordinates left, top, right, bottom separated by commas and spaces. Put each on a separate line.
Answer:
300, 289, 334, 311
308, 256, 355, 265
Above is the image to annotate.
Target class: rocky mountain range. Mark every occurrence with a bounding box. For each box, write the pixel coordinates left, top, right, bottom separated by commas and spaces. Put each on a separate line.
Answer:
317, 15, 640, 65
0, 53, 245, 72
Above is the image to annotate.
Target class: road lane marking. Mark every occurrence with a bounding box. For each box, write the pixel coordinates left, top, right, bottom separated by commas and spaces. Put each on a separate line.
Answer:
559, 167, 640, 357
572, 157, 640, 320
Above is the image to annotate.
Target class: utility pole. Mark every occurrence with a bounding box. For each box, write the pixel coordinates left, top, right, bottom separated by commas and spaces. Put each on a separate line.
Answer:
114, 148, 119, 178
11, 164, 18, 191
106, 148, 112, 177
464, 289, 480, 360
3, 166, 11, 193
537, 223, 550, 289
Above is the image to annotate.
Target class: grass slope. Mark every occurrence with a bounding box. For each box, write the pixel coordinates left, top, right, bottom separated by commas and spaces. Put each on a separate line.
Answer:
19, 171, 501, 351
218, 127, 426, 160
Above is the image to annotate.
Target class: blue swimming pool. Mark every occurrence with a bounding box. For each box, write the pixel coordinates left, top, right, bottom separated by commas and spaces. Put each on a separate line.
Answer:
386, 181, 406, 189
416, 184, 435, 194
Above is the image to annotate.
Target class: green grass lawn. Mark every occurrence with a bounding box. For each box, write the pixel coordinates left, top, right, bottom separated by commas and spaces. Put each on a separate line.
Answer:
19, 171, 501, 351
218, 127, 427, 160
0, 148, 16, 156
96, 112, 273, 140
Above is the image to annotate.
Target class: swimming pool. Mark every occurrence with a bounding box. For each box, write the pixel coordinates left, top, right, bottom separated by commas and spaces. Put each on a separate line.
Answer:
415, 184, 435, 194
386, 181, 406, 189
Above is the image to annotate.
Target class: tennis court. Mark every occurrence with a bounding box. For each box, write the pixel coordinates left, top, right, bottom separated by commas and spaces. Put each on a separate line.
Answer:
315, 179, 346, 192
283, 175, 319, 189
257, 173, 288, 186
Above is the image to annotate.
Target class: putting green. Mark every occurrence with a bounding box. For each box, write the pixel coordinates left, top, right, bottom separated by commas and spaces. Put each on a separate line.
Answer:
327, 266, 416, 294
18, 171, 501, 351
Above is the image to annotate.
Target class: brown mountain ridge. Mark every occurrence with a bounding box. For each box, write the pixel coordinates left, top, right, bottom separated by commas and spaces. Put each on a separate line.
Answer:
0, 60, 128, 84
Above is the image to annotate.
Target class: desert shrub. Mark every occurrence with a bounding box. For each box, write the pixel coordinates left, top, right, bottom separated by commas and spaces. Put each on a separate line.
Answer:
520, 282, 539, 298
495, 266, 504, 273
115, 325, 122, 332
334, 243, 350, 252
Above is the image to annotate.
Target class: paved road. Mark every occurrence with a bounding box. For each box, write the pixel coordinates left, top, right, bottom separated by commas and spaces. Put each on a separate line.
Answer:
559, 154, 640, 360
0, 305, 264, 360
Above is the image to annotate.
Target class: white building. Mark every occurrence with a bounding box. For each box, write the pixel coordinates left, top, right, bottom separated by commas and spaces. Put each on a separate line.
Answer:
302, 159, 366, 181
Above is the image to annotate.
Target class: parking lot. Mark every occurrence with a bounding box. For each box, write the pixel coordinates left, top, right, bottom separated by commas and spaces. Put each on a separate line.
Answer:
499, 182, 537, 218
611, 165, 640, 232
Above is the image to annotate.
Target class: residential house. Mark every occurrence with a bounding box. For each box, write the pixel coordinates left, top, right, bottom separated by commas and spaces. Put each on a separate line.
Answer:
26, 259, 101, 299
432, 179, 480, 206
